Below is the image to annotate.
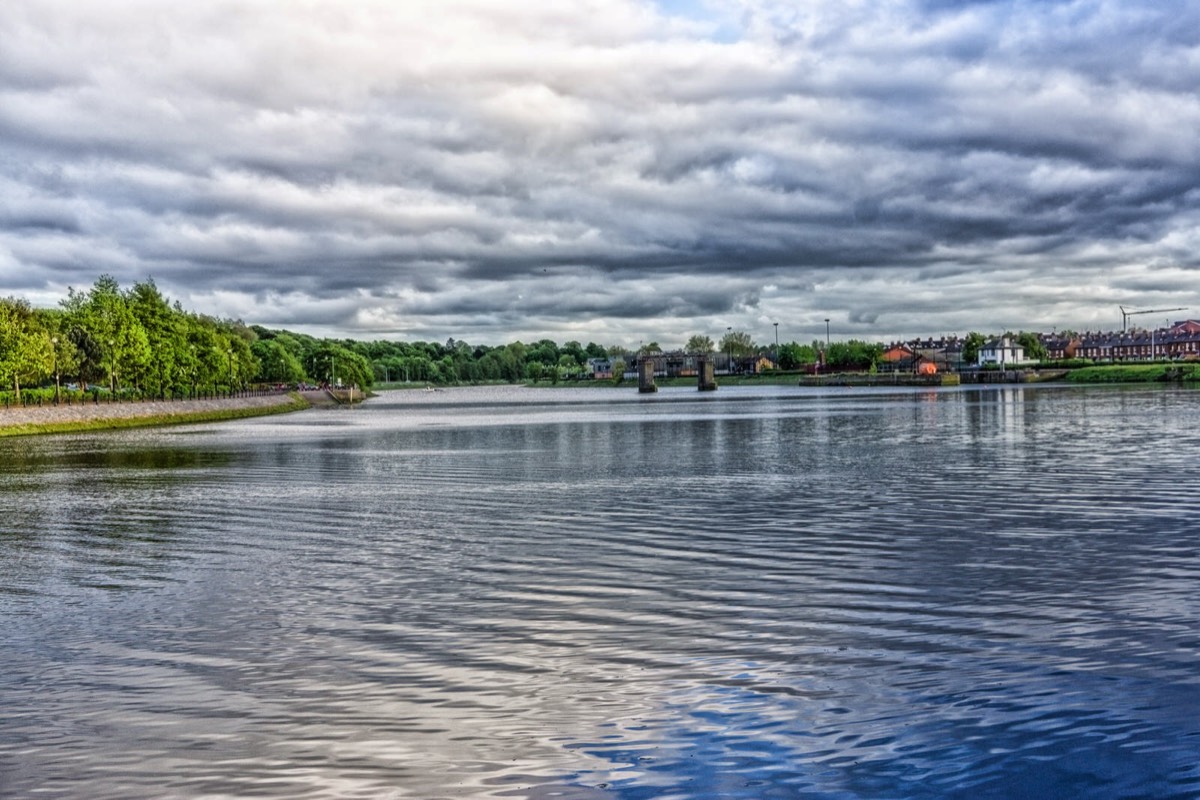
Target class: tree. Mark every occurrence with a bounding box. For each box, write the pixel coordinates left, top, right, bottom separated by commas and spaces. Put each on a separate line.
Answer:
0, 297, 52, 400
719, 330, 755, 356
825, 340, 883, 370
962, 332, 987, 365
684, 334, 714, 354
557, 353, 582, 378
778, 342, 817, 370
252, 339, 305, 383
62, 275, 150, 392
1016, 331, 1048, 361
561, 341, 586, 368
610, 359, 626, 385
309, 343, 372, 389
639, 341, 662, 354
126, 279, 189, 397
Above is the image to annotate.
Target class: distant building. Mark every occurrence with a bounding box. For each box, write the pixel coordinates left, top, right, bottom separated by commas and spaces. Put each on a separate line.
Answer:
978, 337, 1024, 367
587, 357, 614, 379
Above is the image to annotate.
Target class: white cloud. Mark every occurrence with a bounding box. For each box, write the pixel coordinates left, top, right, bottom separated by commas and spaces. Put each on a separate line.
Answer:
1, 0, 1198, 347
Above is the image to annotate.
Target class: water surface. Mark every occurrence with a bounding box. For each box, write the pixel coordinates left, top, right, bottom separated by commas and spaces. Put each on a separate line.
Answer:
3, 384, 1199, 798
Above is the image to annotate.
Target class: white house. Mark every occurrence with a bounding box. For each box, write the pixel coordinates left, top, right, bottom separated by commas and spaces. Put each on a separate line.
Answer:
978, 337, 1025, 367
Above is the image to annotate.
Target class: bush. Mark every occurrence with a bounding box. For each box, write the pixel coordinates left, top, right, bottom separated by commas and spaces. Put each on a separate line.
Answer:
1065, 364, 1200, 383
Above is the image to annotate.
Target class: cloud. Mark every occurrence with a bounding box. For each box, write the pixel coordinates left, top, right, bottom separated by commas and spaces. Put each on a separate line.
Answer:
1, 0, 1198, 347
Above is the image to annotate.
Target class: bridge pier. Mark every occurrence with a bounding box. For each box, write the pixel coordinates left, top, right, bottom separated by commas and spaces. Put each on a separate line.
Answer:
638, 358, 657, 393
698, 358, 717, 390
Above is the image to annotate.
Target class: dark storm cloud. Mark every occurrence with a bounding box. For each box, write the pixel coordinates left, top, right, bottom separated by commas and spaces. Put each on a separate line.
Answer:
1, 0, 1199, 345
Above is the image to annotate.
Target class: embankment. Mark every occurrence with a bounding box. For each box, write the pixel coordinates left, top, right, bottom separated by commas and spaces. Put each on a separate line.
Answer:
0, 392, 311, 438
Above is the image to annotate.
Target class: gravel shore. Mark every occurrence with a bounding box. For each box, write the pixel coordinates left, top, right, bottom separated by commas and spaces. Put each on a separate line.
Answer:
0, 393, 308, 430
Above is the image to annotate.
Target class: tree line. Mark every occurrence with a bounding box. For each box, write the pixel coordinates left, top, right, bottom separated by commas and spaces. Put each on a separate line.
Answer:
1, 276, 887, 401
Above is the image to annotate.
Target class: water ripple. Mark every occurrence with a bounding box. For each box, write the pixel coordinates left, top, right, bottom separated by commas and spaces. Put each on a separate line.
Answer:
3, 385, 1200, 798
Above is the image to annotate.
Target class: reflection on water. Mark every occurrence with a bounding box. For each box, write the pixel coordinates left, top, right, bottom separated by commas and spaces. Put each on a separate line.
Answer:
2, 384, 1200, 799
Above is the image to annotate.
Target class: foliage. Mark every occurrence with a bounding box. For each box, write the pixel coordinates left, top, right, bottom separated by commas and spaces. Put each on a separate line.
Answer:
777, 342, 817, 369
962, 331, 987, 365
1033, 358, 1094, 369
684, 334, 714, 354
1015, 331, 1048, 361
1065, 364, 1200, 383
0, 297, 52, 400
824, 339, 884, 370
718, 330, 755, 357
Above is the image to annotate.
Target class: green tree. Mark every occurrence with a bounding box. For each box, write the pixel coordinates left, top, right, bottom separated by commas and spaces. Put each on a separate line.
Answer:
962, 332, 987, 365
1016, 331, 1048, 361
62, 275, 150, 393
778, 342, 817, 370
684, 334, 715, 354
252, 339, 305, 383
0, 297, 52, 400
826, 340, 883, 370
126, 279, 189, 397
610, 359, 626, 385
561, 341, 586, 369
719, 330, 755, 357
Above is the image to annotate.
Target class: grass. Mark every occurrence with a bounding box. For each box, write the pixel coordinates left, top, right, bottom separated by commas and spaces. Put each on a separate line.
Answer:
0, 394, 311, 438
1064, 364, 1200, 383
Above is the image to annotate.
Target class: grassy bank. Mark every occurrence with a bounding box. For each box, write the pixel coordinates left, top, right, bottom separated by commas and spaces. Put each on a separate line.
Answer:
1064, 364, 1200, 383
0, 394, 311, 438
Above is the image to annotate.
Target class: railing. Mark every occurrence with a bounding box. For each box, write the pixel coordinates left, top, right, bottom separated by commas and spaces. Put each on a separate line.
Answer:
1, 384, 295, 409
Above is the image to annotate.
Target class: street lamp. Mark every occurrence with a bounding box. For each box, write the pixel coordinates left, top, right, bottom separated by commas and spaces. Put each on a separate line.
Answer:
726, 326, 732, 375
773, 322, 779, 369
51, 336, 60, 404
825, 318, 830, 348
108, 338, 116, 394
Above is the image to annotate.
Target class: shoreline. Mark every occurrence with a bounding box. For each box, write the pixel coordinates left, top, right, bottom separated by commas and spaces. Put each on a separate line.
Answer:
0, 392, 312, 438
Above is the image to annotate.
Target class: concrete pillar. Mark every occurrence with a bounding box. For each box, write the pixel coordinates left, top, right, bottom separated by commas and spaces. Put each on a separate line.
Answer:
698, 358, 717, 391
638, 358, 657, 393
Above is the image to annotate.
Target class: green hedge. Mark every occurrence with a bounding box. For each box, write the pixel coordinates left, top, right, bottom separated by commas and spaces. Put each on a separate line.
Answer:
1065, 364, 1200, 383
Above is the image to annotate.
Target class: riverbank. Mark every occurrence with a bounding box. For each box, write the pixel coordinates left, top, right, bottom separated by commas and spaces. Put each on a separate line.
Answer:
0, 392, 311, 438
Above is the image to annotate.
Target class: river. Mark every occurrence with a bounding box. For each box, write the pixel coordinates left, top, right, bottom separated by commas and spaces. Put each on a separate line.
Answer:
2, 384, 1198, 799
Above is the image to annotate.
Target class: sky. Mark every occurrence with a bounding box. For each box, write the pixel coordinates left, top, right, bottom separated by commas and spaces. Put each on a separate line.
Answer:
2, 0, 1199, 349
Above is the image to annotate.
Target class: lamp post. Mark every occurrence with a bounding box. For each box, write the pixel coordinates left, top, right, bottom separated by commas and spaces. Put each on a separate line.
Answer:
726, 326, 732, 375
51, 336, 60, 404
227, 347, 234, 395
773, 322, 779, 369
108, 338, 116, 395
825, 318, 830, 348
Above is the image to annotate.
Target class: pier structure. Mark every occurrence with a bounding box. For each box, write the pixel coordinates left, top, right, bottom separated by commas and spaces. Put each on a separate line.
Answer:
638, 359, 657, 393
698, 358, 717, 391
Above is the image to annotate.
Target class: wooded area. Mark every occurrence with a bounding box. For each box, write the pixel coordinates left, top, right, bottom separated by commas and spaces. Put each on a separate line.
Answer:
1, 276, 887, 402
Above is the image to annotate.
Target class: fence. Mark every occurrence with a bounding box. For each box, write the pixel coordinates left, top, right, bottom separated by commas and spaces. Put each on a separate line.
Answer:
0, 384, 294, 410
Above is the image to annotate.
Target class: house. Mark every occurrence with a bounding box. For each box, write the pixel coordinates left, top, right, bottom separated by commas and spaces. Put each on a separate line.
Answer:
881, 343, 914, 365
736, 355, 777, 374
881, 338, 961, 372
978, 337, 1024, 367
587, 357, 614, 379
